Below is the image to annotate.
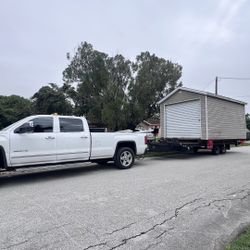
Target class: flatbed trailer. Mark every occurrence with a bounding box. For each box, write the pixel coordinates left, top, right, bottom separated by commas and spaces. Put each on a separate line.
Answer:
147, 138, 244, 155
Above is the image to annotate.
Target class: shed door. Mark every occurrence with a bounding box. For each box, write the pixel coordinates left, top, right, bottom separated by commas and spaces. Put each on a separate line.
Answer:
165, 100, 201, 138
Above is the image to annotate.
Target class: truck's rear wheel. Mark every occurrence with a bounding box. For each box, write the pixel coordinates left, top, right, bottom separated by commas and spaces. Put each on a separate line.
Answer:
115, 147, 135, 169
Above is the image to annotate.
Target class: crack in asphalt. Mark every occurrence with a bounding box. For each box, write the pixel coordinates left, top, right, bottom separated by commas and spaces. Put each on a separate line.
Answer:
155, 227, 174, 239
228, 189, 248, 196
108, 216, 176, 250
142, 227, 174, 250
5, 191, 249, 250
82, 242, 108, 250
2, 223, 73, 250
36, 222, 73, 235
155, 230, 168, 239
3, 239, 29, 250
105, 222, 136, 235
174, 198, 202, 217
192, 191, 250, 212
106, 192, 250, 250
108, 198, 201, 250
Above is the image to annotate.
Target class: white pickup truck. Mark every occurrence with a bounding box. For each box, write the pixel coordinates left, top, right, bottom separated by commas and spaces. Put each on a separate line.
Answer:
0, 115, 147, 170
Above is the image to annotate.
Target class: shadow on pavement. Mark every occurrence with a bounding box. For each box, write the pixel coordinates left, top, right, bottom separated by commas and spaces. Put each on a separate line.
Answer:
0, 150, 241, 187
147, 149, 239, 160
0, 163, 116, 187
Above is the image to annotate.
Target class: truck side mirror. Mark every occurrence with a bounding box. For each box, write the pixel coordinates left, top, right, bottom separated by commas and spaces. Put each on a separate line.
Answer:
14, 122, 34, 134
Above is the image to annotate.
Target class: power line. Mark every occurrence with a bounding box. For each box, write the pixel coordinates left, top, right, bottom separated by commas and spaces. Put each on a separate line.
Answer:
218, 77, 250, 80
214, 76, 250, 95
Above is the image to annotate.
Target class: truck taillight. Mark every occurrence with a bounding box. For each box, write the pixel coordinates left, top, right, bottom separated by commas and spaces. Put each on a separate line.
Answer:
144, 135, 148, 145
207, 140, 213, 149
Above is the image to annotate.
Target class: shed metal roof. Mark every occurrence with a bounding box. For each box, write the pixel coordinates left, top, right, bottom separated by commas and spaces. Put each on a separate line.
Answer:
158, 87, 247, 105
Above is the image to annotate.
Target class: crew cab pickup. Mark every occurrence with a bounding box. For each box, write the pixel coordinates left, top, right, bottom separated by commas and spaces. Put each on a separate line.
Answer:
0, 115, 147, 170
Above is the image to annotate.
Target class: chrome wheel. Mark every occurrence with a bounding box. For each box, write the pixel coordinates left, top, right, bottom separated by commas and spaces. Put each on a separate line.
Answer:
115, 147, 135, 169
120, 151, 133, 167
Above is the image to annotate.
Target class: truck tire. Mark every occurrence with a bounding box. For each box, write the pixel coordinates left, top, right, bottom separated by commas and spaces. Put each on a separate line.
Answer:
0, 148, 7, 170
115, 147, 135, 169
212, 146, 220, 155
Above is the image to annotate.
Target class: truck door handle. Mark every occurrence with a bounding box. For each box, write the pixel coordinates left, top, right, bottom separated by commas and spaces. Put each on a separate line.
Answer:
80, 136, 88, 139
45, 136, 55, 140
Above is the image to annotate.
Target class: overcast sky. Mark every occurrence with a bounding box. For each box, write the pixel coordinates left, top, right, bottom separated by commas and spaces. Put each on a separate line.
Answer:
0, 0, 250, 112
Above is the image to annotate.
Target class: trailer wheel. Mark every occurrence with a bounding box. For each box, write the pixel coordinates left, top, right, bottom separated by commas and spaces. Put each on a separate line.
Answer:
192, 147, 199, 154
115, 147, 135, 169
220, 145, 226, 154
212, 146, 220, 155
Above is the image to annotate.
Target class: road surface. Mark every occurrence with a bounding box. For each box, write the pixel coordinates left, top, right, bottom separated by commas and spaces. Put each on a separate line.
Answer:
0, 146, 250, 250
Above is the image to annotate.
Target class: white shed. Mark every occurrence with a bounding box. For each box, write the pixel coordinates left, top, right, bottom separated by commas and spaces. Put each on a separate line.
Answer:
158, 87, 246, 140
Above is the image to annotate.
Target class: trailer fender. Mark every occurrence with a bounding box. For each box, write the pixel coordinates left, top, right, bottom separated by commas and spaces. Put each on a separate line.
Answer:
207, 140, 213, 150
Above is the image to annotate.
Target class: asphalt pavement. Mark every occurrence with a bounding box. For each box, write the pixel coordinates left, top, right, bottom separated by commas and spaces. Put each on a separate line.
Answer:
0, 146, 250, 250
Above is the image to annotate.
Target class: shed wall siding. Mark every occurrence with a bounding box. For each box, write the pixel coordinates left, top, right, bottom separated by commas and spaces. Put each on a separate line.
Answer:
159, 90, 206, 139
207, 97, 246, 139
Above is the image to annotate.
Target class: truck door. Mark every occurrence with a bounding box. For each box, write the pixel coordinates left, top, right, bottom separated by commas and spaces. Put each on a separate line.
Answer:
10, 117, 57, 166
56, 117, 90, 161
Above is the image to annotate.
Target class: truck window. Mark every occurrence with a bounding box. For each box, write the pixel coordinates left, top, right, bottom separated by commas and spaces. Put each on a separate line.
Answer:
59, 118, 84, 132
32, 117, 53, 133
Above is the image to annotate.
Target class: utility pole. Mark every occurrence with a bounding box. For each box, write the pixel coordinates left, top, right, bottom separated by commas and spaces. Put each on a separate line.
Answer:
215, 76, 218, 95
214, 76, 250, 96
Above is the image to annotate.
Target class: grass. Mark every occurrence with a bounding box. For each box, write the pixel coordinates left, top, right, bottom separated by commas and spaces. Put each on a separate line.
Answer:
226, 227, 250, 250
239, 143, 250, 147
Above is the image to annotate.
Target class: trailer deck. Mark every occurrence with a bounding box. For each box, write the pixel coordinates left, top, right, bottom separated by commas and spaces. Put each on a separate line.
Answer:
147, 138, 243, 155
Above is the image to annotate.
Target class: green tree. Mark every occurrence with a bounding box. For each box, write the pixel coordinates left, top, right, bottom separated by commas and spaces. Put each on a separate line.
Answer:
101, 54, 132, 130
63, 42, 182, 130
0, 95, 33, 129
128, 52, 182, 129
32, 83, 73, 115
63, 42, 109, 125
63, 42, 133, 130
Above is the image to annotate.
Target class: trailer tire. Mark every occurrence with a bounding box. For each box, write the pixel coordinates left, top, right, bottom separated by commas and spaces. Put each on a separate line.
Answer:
220, 145, 226, 154
192, 147, 199, 154
212, 146, 220, 155
115, 147, 135, 169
